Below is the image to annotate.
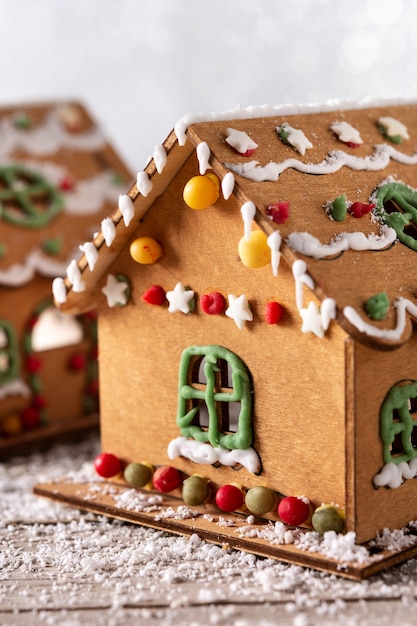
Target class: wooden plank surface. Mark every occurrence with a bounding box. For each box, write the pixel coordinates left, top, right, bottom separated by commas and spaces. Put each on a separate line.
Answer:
2, 434, 417, 626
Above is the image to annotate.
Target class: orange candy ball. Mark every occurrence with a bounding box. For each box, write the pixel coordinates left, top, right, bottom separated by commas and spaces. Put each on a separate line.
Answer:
130, 237, 162, 264
238, 231, 271, 268
183, 173, 220, 210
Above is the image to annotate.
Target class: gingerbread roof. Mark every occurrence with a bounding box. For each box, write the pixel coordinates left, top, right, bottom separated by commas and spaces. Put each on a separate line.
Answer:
0, 102, 131, 289
53, 101, 417, 349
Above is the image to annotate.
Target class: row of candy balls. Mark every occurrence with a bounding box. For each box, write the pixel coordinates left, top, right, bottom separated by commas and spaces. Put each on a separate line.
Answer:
94, 452, 345, 535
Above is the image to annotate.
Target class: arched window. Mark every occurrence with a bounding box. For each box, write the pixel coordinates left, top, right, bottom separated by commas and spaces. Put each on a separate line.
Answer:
176, 345, 253, 451
380, 380, 417, 464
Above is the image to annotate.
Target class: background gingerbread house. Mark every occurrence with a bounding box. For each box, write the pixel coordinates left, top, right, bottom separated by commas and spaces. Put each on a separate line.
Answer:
0, 102, 131, 456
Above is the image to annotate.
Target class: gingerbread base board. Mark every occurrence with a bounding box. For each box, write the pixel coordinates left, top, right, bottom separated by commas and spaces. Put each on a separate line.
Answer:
0, 415, 99, 459
33, 479, 417, 580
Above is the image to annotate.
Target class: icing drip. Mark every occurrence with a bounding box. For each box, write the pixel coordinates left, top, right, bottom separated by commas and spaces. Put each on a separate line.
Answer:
153, 145, 167, 174
101, 217, 116, 246
344, 297, 417, 342
197, 142, 211, 174
240, 201, 256, 241
225, 144, 417, 182
287, 226, 397, 259
167, 436, 261, 474
0, 249, 69, 286
267, 231, 282, 276
66, 259, 85, 293
136, 170, 153, 196
118, 194, 135, 227
79, 242, 98, 271
292, 260, 335, 337
221, 172, 235, 199
52, 277, 67, 304
0, 109, 105, 157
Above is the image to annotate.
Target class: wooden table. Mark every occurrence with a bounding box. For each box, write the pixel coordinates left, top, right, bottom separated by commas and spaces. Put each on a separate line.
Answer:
1, 435, 417, 626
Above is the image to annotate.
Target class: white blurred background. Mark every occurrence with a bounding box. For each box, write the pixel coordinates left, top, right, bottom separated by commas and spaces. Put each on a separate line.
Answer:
0, 0, 415, 170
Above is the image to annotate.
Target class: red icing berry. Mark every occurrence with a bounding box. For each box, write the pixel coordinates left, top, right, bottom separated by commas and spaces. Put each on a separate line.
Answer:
278, 496, 310, 526
345, 141, 361, 149
265, 302, 284, 325
266, 201, 290, 224
141, 285, 166, 306
59, 177, 74, 191
69, 353, 87, 370
349, 202, 375, 218
20, 407, 41, 430
32, 395, 47, 409
201, 292, 226, 315
153, 466, 182, 493
94, 452, 122, 478
215, 484, 244, 512
26, 355, 42, 373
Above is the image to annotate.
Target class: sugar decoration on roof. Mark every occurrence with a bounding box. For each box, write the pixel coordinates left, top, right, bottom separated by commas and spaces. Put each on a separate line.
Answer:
330, 121, 363, 147
277, 122, 313, 156
378, 116, 409, 144
225, 128, 258, 156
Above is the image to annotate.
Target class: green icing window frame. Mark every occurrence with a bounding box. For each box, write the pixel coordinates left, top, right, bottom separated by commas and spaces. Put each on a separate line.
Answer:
375, 182, 417, 252
176, 345, 253, 451
0, 320, 20, 386
380, 380, 417, 465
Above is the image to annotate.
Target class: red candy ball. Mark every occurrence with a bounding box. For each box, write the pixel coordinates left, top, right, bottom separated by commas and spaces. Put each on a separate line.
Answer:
141, 285, 166, 306
201, 292, 226, 315
350, 201, 375, 218
265, 301, 283, 325
215, 484, 244, 512
153, 466, 182, 493
94, 452, 122, 478
278, 496, 310, 526
20, 407, 40, 430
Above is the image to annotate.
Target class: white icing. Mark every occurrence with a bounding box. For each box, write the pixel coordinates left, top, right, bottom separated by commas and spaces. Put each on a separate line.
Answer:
66, 259, 85, 293
225, 128, 258, 154
166, 282, 195, 314
267, 231, 282, 277
101, 217, 116, 247
0, 109, 105, 157
167, 436, 261, 474
277, 123, 313, 155
240, 201, 256, 241
225, 294, 253, 330
221, 172, 235, 199
344, 297, 417, 342
378, 116, 409, 140
64, 171, 123, 215
0, 378, 31, 400
136, 170, 153, 197
118, 194, 135, 227
373, 459, 417, 489
330, 121, 363, 145
291, 260, 335, 337
101, 274, 129, 308
31, 307, 83, 351
287, 226, 397, 259
52, 277, 67, 304
225, 144, 417, 182
153, 144, 167, 174
0, 249, 70, 287
196, 142, 211, 175
79, 242, 98, 271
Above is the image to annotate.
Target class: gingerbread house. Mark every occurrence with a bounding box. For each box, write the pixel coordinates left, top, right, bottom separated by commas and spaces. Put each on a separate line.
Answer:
0, 102, 131, 456
39, 101, 417, 576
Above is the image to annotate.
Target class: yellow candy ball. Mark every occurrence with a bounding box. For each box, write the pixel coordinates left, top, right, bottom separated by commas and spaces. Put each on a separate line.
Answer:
238, 230, 271, 268
1, 414, 23, 436
183, 174, 220, 210
130, 237, 162, 264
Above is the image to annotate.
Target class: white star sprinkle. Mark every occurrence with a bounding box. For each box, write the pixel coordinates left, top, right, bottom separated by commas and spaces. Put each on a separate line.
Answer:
101, 274, 129, 308
378, 116, 409, 141
225, 294, 253, 330
225, 128, 258, 154
278, 123, 313, 156
166, 282, 195, 314
330, 121, 363, 145
300, 301, 325, 338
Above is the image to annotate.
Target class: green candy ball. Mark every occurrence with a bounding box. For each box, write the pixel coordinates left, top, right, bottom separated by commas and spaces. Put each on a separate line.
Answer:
182, 475, 209, 506
311, 506, 345, 534
124, 462, 153, 488
245, 486, 276, 515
